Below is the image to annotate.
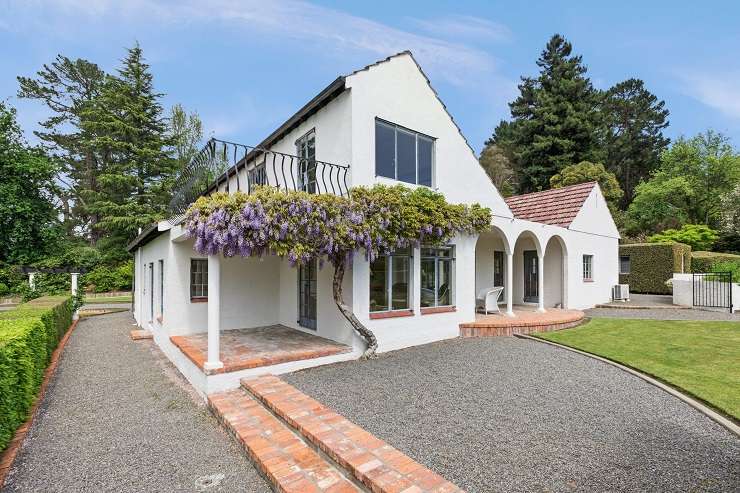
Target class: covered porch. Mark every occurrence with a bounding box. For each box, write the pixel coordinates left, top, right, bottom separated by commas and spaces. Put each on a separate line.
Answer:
170, 325, 352, 375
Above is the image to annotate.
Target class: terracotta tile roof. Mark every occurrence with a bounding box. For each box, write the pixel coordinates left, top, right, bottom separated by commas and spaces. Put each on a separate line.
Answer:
505, 181, 597, 227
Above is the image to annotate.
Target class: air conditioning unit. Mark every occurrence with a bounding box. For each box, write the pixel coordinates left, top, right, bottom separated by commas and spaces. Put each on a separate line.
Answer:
612, 284, 630, 302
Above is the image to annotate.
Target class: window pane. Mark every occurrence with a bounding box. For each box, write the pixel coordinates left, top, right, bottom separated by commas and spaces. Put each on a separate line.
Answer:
418, 136, 433, 187
438, 259, 452, 306
391, 255, 410, 310
420, 258, 436, 307
375, 122, 395, 179
396, 129, 416, 184
369, 256, 388, 312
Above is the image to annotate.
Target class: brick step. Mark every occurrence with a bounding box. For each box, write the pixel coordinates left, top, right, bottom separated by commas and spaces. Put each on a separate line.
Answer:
207, 389, 360, 492
242, 375, 463, 493
459, 318, 583, 337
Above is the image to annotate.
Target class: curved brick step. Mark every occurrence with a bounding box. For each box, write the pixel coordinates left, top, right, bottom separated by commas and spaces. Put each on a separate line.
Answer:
459, 310, 584, 337
242, 375, 463, 493
208, 389, 360, 492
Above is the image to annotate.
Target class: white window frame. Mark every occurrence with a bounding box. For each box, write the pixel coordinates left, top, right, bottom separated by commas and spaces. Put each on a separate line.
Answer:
619, 255, 630, 275
158, 259, 164, 317
369, 248, 412, 313
295, 129, 316, 193
420, 245, 455, 307
375, 118, 435, 187
583, 254, 594, 281
190, 258, 208, 299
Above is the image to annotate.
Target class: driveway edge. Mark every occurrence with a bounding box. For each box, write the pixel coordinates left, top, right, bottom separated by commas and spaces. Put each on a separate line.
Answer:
515, 334, 740, 438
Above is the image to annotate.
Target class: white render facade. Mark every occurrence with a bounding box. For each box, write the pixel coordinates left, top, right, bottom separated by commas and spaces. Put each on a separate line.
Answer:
130, 52, 619, 394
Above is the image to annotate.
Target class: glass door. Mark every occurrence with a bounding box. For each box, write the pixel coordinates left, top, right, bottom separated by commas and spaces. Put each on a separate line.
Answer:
523, 250, 538, 303
298, 259, 317, 330
493, 250, 505, 299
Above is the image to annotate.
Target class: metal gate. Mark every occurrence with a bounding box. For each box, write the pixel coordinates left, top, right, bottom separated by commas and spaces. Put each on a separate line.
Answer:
692, 272, 733, 311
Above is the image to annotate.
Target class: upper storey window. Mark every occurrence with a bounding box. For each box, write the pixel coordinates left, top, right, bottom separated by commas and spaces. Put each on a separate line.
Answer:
375, 119, 434, 187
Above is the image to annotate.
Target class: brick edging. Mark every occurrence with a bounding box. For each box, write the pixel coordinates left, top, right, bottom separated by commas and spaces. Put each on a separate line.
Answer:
0, 318, 80, 488
517, 334, 740, 438
460, 318, 585, 337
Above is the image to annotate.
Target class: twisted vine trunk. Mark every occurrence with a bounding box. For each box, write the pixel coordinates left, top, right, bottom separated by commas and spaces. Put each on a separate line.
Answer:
332, 260, 378, 359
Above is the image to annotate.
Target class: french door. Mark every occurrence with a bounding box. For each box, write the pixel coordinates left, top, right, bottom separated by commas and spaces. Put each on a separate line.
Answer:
493, 250, 505, 299
523, 250, 538, 303
298, 259, 317, 330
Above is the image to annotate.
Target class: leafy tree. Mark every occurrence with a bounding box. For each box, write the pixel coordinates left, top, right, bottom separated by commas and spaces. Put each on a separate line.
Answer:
17, 55, 107, 242
550, 161, 623, 209
601, 78, 670, 208
169, 103, 203, 169
715, 184, 740, 253
626, 131, 740, 233
478, 144, 516, 197
0, 102, 62, 264
648, 224, 718, 251
490, 34, 601, 192
186, 185, 491, 358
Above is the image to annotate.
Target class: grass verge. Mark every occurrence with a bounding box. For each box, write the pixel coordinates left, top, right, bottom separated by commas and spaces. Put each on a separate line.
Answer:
535, 318, 740, 420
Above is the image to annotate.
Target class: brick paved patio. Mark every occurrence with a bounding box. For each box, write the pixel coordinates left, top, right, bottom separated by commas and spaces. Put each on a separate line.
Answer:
170, 325, 353, 375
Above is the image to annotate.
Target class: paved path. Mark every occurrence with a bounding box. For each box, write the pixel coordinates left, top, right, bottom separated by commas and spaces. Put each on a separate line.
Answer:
586, 306, 740, 321
285, 337, 740, 493
2, 311, 269, 493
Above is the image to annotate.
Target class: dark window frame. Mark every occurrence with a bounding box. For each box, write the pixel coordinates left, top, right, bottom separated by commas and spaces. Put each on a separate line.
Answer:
158, 259, 164, 317
190, 258, 208, 300
295, 129, 317, 193
374, 118, 435, 187
420, 245, 455, 308
619, 255, 630, 275
369, 248, 413, 313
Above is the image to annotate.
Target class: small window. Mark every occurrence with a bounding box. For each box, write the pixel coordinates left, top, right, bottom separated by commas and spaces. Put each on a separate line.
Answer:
374, 119, 434, 186
158, 259, 164, 316
248, 162, 267, 188
369, 248, 411, 312
420, 246, 455, 307
619, 255, 630, 275
190, 259, 208, 299
296, 130, 316, 193
583, 255, 594, 281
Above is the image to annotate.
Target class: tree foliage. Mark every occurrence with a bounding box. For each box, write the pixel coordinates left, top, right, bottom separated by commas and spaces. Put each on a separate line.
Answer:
490, 34, 601, 192
185, 185, 491, 357
478, 144, 517, 197
0, 102, 62, 264
626, 131, 740, 234
601, 78, 670, 208
648, 224, 719, 251
550, 161, 623, 209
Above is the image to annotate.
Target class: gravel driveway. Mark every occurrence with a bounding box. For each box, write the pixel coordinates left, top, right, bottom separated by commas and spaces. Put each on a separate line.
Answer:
585, 307, 740, 321
2, 311, 269, 493
284, 337, 740, 493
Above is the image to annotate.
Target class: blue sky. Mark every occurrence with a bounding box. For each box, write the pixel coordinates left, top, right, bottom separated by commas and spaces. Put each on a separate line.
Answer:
2, 0, 739, 153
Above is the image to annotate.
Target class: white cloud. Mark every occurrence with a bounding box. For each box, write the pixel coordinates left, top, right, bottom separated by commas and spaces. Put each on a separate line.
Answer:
681, 72, 740, 119
411, 14, 511, 42
5, 0, 504, 88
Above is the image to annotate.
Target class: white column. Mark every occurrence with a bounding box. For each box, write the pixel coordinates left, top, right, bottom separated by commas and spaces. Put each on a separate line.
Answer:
506, 251, 514, 317
537, 253, 546, 313
28, 272, 36, 290
205, 255, 223, 371
71, 273, 79, 296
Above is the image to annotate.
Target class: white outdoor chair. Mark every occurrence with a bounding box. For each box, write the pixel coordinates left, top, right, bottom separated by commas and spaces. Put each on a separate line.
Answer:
476, 286, 504, 314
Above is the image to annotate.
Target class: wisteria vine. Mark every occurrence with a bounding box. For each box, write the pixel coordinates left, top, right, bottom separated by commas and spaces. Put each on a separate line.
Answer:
185, 184, 492, 268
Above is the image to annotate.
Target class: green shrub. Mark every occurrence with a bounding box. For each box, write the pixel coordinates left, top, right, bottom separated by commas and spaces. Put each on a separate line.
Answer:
619, 242, 692, 294
691, 252, 740, 272
0, 296, 73, 451
82, 260, 133, 293
648, 224, 718, 251
709, 260, 740, 282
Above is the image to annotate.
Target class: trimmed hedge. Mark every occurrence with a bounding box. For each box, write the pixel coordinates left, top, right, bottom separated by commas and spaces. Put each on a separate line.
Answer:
619, 242, 692, 294
691, 251, 740, 273
0, 296, 73, 452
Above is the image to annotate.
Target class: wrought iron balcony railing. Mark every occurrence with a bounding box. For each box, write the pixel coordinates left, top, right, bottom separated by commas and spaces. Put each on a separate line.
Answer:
168, 138, 350, 218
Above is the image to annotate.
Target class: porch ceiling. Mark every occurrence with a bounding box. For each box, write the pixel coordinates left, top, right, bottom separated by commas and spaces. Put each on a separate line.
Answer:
171, 325, 352, 375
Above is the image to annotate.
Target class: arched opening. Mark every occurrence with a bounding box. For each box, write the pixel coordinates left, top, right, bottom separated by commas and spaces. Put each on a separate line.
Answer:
474, 227, 510, 312
512, 231, 542, 307
543, 235, 568, 309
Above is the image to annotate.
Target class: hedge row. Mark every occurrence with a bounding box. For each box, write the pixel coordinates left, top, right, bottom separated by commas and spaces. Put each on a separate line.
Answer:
619, 243, 692, 294
0, 296, 73, 452
691, 251, 740, 273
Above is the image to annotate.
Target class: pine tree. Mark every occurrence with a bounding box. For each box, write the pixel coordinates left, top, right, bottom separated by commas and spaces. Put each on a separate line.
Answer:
86, 43, 175, 247
17, 56, 107, 243
490, 34, 601, 192
601, 78, 670, 208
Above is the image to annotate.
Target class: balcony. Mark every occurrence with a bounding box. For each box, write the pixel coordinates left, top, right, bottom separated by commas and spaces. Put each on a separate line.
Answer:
169, 138, 350, 218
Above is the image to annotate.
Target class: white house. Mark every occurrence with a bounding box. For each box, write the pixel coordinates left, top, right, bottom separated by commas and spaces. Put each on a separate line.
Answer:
128, 52, 619, 395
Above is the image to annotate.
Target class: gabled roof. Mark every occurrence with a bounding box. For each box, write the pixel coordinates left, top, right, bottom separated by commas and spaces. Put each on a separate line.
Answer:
504, 181, 597, 227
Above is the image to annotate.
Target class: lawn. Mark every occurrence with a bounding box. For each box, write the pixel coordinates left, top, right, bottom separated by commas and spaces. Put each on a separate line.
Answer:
84, 295, 132, 304
536, 318, 740, 420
